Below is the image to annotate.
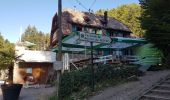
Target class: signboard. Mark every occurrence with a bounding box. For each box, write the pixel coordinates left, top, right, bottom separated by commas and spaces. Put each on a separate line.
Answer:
78, 32, 112, 91
79, 32, 111, 43
53, 61, 63, 70
62, 53, 69, 70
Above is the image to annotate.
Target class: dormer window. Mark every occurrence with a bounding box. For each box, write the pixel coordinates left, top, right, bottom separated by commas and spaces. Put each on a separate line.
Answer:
83, 16, 90, 23
72, 25, 82, 32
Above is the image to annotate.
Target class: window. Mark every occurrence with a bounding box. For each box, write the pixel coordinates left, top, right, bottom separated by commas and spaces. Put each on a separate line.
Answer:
77, 26, 82, 31
109, 33, 114, 37
123, 33, 130, 37
123, 49, 133, 55
107, 30, 115, 37
72, 25, 77, 32
97, 30, 102, 35
72, 25, 83, 32
117, 33, 123, 37
26, 68, 32, 74
84, 28, 95, 33
83, 27, 88, 32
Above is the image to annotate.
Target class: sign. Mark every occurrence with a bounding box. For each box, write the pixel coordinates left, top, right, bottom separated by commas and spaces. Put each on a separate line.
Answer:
53, 61, 63, 70
78, 32, 112, 91
62, 53, 69, 70
79, 32, 111, 43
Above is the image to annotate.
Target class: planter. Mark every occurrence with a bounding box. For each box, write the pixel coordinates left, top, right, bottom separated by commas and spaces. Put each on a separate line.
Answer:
1, 84, 23, 100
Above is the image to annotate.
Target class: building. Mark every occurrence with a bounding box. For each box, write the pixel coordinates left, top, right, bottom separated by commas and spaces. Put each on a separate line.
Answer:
50, 9, 160, 70
13, 42, 56, 84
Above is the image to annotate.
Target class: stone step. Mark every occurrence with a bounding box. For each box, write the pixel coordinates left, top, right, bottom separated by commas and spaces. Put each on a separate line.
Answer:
166, 77, 170, 80
157, 84, 170, 87
141, 94, 170, 100
151, 89, 170, 94
148, 90, 170, 98
165, 79, 170, 82
155, 84, 170, 90
163, 80, 170, 84
139, 76, 170, 100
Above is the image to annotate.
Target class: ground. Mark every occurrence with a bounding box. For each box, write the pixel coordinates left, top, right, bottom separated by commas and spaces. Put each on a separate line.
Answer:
0, 86, 55, 100
0, 70, 170, 100
89, 70, 170, 100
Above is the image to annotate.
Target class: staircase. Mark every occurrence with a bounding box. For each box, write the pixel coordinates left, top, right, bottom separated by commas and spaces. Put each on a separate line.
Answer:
138, 76, 170, 100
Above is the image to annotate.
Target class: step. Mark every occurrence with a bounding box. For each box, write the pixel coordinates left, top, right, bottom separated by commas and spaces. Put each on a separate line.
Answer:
163, 80, 170, 84
151, 89, 170, 94
156, 84, 170, 87
165, 77, 170, 80
141, 94, 170, 100
146, 90, 170, 98
155, 87, 170, 91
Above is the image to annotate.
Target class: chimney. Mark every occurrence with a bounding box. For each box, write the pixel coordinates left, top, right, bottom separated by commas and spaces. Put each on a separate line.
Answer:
104, 11, 108, 26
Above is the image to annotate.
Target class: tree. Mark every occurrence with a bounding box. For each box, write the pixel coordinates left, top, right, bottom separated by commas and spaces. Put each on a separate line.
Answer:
21, 25, 50, 50
0, 33, 15, 82
140, 0, 170, 66
96, 4, 145, 37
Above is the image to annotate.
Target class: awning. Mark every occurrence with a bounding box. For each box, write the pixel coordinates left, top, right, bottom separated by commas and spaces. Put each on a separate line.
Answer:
52, 32, 147, 53
112, 37, 147, 43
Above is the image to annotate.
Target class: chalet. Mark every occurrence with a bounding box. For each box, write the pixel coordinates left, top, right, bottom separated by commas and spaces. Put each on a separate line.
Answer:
50, 9, 160, 70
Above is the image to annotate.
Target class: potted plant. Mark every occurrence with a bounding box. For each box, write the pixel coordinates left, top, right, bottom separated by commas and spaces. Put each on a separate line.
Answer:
0, 37, 23, 100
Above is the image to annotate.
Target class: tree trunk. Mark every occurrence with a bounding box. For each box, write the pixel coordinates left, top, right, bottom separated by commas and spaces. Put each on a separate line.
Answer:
8, 64, 13, 84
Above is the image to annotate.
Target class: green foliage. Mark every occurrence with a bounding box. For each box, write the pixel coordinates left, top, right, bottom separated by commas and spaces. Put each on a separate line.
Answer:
58, 64, 139, 99
96, 4, 145, 37
21, 25, 50, 50
59, 67, 91, 98
49, 96, 59, 100
0, 33, 15, 70
140, 0, 170, 65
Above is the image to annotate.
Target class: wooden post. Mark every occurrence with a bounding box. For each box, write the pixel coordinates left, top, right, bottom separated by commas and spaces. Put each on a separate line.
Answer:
90, 42, 94, 91
56, 0, 62, 98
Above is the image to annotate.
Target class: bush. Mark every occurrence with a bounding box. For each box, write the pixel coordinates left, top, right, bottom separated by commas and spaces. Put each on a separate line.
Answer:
59, 67, 91, 98
58, 64, 139, 98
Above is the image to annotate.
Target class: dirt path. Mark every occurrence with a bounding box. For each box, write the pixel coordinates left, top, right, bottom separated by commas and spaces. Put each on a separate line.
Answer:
0, 88, 2, 100
0, 86, 55, 100
89, 70, 170, 100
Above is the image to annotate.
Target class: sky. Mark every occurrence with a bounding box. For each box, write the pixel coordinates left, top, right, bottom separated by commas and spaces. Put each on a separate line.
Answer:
0, 0, 139, 43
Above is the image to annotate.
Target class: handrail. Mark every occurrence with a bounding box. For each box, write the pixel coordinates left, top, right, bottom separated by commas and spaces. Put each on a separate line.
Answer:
70, 61, 79, 70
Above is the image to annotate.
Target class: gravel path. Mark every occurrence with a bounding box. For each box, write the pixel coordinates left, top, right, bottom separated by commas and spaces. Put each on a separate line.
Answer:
0, 86, 55, 100
89, 70, 170, 100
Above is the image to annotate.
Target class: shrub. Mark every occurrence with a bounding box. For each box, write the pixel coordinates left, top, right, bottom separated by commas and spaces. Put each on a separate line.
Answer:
58, 64, 139, 98
59, 67, 91, 98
